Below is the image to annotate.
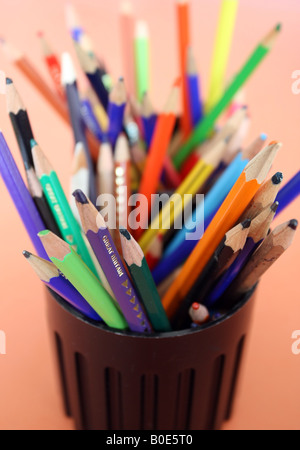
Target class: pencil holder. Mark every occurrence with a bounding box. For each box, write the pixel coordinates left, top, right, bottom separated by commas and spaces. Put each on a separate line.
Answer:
45, 287, 256, 431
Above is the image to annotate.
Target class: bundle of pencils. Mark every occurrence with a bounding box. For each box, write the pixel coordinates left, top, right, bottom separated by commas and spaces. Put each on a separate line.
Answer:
0, 1, 299, 334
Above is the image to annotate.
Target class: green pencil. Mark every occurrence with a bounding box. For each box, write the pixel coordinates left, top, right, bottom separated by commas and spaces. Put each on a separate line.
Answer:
31, 139, 98, 277
38, 230, 128, 330
134, 20, 150, 102
119, 227, 172, 332
173, 23, 281, 170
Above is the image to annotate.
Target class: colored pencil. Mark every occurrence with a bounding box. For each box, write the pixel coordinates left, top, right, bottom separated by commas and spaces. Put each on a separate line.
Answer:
0, 38, 69, 124
227, 219, 298, 304
80, 96, 103, 142
275, 171, 300, 216
0, 131, 48, 259
137, 79, 180, 234
139, 137, 228, 253
173, 23, 281, 170
72, 39, 109, 110
73, 190, 152, 333
176, 0, 192, 136
119, 227, 171, 332
161, 133, 268, 267
119, 1, 136, 99
97, 141, 115, 228
145, 232, 163, 271
31, 140, 98, 277
186, 46, 203, 127
162, 141, 281, 318
140, 92, 157, 149
240, 171, 283, 221
5, 77, 61, 236
38, 230, 128, 330
23, 250, 101, 321
70, 142, 90, 224
61, 52, 97, 206
205, 0, 239, 112
37, 31, 65, 101
205, 201, 278, 306
134, 20, 150, 102
180, 104, 247, 178
107, 77, 127, 148
114, 134, 131, 231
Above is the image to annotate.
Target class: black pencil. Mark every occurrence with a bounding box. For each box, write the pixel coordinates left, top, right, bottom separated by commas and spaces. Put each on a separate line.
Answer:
5, 77, 61, 237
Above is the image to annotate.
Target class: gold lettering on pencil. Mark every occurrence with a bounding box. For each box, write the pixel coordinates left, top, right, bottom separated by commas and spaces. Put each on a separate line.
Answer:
126, 288, 132, 296
122, 280, 129, 288
130, 297, 135, 304
133, 305, 139, 312
137, 312, 143, 319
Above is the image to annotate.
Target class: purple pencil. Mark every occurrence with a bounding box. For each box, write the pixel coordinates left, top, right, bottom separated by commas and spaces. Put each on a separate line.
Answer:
23, 251, 102, 321
73, 189, 152, 334
107, 77, 127, 148
0, 131, 49, 259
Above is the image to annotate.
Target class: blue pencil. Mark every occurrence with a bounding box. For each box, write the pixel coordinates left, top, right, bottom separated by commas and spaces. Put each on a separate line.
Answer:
186, 47, 203, 127
275, 170, 300, 216
152, 134, 267, 285
107, 77, 127, 148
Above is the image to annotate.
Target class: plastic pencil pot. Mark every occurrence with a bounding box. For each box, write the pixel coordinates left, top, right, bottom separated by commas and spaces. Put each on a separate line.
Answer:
45, 287, 257, 431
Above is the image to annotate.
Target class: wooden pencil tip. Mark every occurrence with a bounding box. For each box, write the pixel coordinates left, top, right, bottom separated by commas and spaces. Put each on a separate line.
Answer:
289, 219, 298, 230
5, 77, 12, 85
73, 189, 89, 204
119, 227, 131, 240
37, 31, 44, 38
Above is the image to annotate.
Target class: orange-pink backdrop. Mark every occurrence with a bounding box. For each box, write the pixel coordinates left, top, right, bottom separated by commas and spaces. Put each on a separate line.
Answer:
0, 0, 299, 430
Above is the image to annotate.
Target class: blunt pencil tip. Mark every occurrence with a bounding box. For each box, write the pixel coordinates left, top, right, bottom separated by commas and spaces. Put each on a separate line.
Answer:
272, 172, 283, 185
271, 201, 279, 213
30, 138, 38, 149
242, 219, 251, 229
5, 77, 12, 85
22, 250, 32, 259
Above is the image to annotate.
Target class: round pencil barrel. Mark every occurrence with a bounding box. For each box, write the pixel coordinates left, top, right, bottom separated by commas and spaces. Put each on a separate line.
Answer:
45, 285, 256, 430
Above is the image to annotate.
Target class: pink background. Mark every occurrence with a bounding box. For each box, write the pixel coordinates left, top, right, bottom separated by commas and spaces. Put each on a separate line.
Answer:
0, 0, 299, 430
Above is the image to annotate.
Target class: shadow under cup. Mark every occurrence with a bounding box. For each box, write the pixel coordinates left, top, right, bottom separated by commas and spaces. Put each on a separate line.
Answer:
45, 287, 257, 431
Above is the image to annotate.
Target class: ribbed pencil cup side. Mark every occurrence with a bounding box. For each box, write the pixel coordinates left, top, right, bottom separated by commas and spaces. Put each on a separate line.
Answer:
45, 288, 256, 430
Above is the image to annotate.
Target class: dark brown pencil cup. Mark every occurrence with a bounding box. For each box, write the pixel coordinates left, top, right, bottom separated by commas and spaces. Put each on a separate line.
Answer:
45, 287, 256, 431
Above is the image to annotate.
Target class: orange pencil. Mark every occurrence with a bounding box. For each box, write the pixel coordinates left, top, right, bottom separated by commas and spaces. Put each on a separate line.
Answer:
136, 78, 180, 237
176, 0, 192, 137
162, 141, 281, 318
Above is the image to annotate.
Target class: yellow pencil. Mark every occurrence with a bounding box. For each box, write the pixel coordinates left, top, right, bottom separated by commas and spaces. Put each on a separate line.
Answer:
205, 0, 239, 112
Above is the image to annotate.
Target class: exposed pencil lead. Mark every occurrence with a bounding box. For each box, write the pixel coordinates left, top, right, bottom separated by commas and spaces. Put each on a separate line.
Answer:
242, 219, 251, 229
30, 139, 38, 149
271, 201, 279, 213
119, 227, 131, 240
289, 219, 298, 230
272, 172, 283, 185
73, 189, 89, 204
5, 77, 13, 85
22, 250, 32, 259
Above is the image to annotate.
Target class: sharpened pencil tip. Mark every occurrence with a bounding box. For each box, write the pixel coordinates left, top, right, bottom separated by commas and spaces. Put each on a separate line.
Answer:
30, 139, 38, 149
275, 23, 282, 32
73, 189, 89, 204
119, 227, 131, 240
242, 219, 251, 229
272, 172, 283, 185
260, 133, 267, 141
5, 77, 12, 85
289, 219, 298, 230
271, 201, 279, 213
22, 250, 32, 259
